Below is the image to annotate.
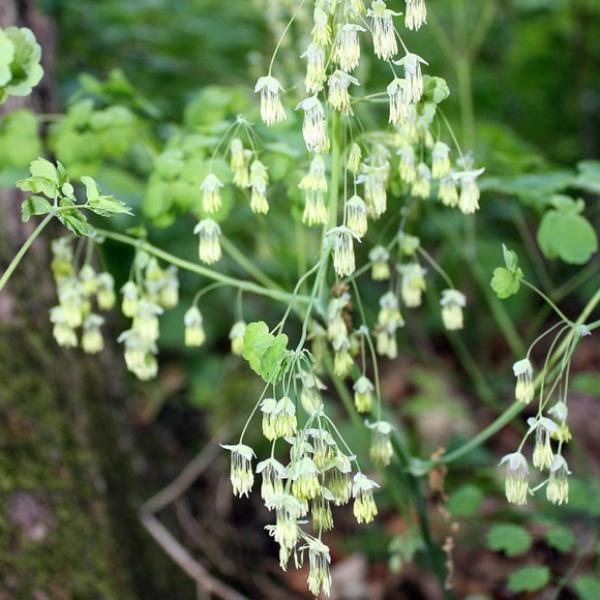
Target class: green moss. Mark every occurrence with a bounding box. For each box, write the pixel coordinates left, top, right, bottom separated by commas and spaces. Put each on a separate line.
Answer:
0, 331, 127, 599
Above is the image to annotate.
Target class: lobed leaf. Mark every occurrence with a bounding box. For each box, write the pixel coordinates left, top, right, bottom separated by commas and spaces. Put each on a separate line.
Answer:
491, 267, 522, 299
507, 566, 550, 593
487, 524, 532, 557
242, 321, 290, 384
537, 209, 597, 265
21, 195, 52, 222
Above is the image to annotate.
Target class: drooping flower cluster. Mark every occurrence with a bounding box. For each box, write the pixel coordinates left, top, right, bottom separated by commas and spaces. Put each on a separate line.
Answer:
222, 356, 380, 598
325, 289, 354, 377
49, 236, 115, 352
248, 0, 480, 291
499, 419, 571, 507
375, 291, 404, 359
499, 325, 580, 507
299, 155, 328, 226
117, 251, 179, 380
216, 0, 488, 596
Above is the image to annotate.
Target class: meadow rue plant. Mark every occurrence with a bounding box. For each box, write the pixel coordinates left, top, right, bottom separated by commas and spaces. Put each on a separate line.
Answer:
394, 53, 428, 103
327, 69, 359, 115
12, 12, 597, 599
352, 473, 379, 523
398, 262, 427, 307
488, 244, 597, 510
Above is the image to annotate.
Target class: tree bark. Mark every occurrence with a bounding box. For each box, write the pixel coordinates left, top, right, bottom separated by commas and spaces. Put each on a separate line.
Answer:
0, 2, 191, 598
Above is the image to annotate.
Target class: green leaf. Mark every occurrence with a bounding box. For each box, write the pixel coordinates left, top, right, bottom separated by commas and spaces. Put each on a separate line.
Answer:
29, 157, 57, 182
502, 244, 519, 272
549, 194, 582, 212
88, 195, 133, 217
575, 575, 600, 600
447, 485, 484, 518
242, 321, 290, 384
0, 30, 15, 87
21, 195, 52, 222
58, 209, 96, 237
0, 109, 41, 169
507, 566, 550, 593
573, 160, 600, 195
82, 175, 132, 216
545, 524, 575, 552
423, 76, 450, 104
487, 524, 532, 557
480, 171, 574, 201
491, 267, 522, 299
16, 158, 60, 198
2, 27, 43, 100
538, 209, 598, 265
81, 175, 100, 202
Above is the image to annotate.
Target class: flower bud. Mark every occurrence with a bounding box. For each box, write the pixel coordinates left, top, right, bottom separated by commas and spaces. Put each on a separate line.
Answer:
368, 0, 400, 60
369, 245, 390, 280
353, 375, 374, 413
512, 358, 534, 404
200, 173, 224, 214
440, 289, 466, 331
194, 219, 222, 265
498, 452, 529, 505
255, 75, 286, 126
82, 314, 104, 354
184, 306, 206, 347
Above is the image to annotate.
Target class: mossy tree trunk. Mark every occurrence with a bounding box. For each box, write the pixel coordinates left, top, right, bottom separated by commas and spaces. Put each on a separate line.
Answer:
0, 2, 190, 597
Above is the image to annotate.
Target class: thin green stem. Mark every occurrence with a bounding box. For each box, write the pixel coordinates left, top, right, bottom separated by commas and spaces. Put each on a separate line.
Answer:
455, 55, 475, 150
432, 212, 525, 355
423, 285, 600, 469
521, 279, 572, 324
417, 246, 455, 289
267, 0, 307, 76
221, 236, 281, 291
192, 282, 228, 306
511, 209, 553, 292
328, 112, 341, 229
95, 228, 311, 306
0, 213, 54, 292
350, 279, 383, 418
